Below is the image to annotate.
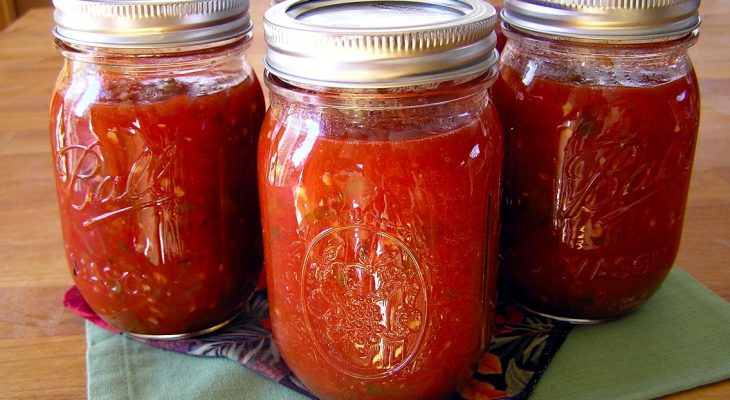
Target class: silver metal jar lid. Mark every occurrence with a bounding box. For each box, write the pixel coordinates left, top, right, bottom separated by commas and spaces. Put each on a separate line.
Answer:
53, 0, 252, 48
501, 0, 700, 42
264, 0, 499, 88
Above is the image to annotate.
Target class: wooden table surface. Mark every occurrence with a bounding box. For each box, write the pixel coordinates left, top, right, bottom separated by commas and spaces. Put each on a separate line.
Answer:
0, 2, 727, 399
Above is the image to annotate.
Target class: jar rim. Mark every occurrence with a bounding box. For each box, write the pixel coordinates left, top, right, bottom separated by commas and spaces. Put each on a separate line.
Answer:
501, 23, 700, 53
264, 66, 498, 109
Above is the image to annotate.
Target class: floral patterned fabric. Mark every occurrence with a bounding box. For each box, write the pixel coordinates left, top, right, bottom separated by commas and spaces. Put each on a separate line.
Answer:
64, 286, 572, 400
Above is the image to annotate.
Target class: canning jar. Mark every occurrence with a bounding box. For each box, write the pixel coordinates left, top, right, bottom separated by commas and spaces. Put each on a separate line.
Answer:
484, 0, 506, 51
494, 0, 701, 322
259, 0, 502, 398
49, 0, 265, 337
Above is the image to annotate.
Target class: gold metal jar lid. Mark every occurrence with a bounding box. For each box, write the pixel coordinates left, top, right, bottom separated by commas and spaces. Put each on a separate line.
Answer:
263, 0, 499, 88
52, 0, 252, 48
501, 0, 700, 42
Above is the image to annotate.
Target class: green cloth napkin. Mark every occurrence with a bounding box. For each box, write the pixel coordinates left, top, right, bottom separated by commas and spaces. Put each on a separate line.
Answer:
531, 267, 730, 400
87, 268, 730, 399
86, 322, 306, 399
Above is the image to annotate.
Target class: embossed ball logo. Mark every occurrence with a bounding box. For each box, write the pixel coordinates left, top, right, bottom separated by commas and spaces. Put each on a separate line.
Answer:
301, 226, 428, 379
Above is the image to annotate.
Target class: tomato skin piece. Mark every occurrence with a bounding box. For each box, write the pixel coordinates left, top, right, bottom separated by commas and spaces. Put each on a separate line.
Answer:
493, 34, 701, 322
50, 41, 266, 336
258, 74, 503, 399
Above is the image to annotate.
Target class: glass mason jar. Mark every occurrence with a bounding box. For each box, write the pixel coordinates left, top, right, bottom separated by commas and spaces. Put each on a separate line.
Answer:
49, 0, 265, 337
483, 0, 506, 51
260, 1, 502, 399
493, 0, 701, 322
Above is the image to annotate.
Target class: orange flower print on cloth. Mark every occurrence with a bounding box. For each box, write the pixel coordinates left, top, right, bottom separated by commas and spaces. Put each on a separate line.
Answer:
461, 353, 508, 399
461, 379, 509, 400
478, 353, 503, 375
460, 299, 573, 400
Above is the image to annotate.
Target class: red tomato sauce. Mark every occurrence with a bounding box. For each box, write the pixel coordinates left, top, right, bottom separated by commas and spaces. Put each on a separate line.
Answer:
494, 64, 700, 320
258, 97, 502, 399
50, 74, 265, 335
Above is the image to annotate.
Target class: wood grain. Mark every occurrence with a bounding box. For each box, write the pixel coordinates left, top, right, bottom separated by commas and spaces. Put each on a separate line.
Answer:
0, 1, 727, 398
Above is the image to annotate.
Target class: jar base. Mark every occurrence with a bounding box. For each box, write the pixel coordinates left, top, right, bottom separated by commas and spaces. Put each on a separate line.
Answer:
514, 302, 622, 325
122, 313, 238, 340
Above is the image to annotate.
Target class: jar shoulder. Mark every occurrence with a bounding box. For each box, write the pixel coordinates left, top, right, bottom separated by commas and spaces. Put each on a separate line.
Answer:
500, 36, 697, 87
